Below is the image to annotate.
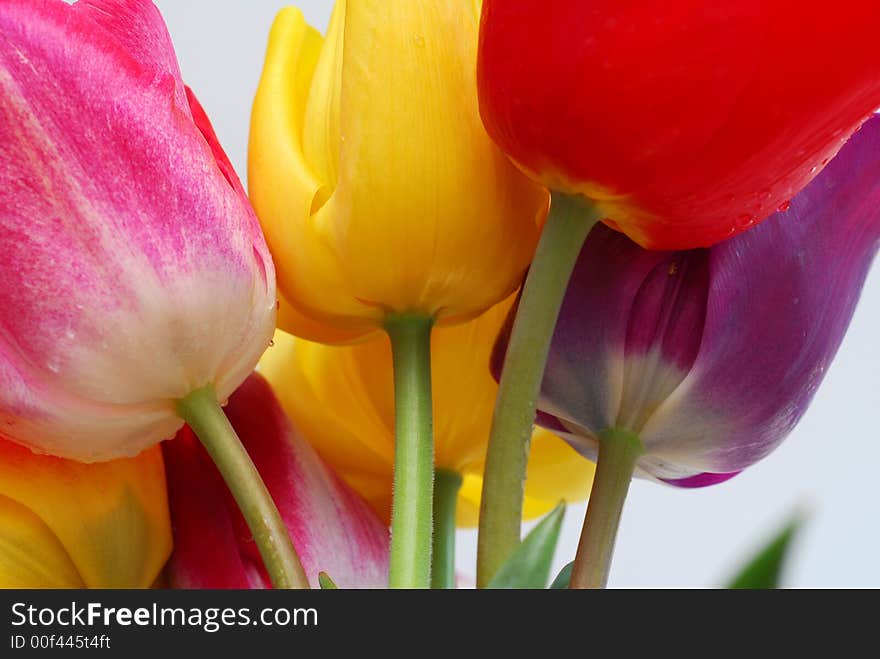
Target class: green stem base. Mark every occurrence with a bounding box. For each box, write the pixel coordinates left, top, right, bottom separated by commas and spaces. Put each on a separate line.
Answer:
477, 193, 600, 587
385, 315, 435, 589
431, 469, 462, 589
176, 385, 309, 589
569, 428, 643, 589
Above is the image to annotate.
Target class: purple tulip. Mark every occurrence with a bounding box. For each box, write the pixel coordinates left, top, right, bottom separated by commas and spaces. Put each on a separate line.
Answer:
0, 0, 275, 460
506, 115, 880, 485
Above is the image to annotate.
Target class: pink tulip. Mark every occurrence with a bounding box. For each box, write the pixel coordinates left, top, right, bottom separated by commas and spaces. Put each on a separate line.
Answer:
164, 373, 390, 589
0, 0, 275, 460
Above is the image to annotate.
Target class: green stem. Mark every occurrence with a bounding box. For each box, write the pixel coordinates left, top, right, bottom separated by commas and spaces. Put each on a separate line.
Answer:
385, 315, 435, 589
175, 385, 309, 589
569, 428, 643, 589
476, 193, 600, 587
431, 469, 462, 589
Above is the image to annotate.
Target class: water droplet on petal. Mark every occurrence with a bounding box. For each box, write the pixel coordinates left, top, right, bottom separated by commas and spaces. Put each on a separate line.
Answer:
777, 200, 791, 212
735, 214, 754, 229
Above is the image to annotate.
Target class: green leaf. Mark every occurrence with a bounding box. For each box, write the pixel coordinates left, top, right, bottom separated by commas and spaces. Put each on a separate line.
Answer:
318, 572, 338, 590
487, 502, 566, 589
726, 515, 803, 589
549, 561, 574, 589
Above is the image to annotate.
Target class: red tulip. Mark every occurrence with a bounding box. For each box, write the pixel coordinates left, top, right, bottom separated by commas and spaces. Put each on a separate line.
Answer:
478, 0, 880, 249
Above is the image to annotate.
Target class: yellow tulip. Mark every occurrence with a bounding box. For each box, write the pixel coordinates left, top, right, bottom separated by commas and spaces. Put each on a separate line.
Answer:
249, 2, 547, 343
259, 296, 594, 527
0, 440, 171, 588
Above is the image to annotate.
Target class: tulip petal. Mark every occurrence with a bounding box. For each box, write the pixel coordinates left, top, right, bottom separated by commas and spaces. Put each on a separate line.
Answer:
165, 374, 390, 589
641, 116, 880, 474
0, 0, 275, 459
537, 225, 672, 434
532, 116, 880, 483
0, 495, 84, 588
250, 2, 547, 341
479, 0, 880, 249
662, 472, 740, 488
0, 439, 171, 588
249, 8, 357, 341
259, 329, 396, 523
73, 0, 185, 104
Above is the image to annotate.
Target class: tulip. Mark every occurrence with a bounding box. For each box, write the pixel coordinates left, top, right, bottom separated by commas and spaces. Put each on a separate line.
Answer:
249, 2, 547, 586
249, 2, 546, 344
0, 439, 171, 588
164, 373, 389, 589
516, 115, 880, 587
479, 0, 880, 250
474, 0, 880, 584
259, 296, 594, 587
0, 0, 304, 588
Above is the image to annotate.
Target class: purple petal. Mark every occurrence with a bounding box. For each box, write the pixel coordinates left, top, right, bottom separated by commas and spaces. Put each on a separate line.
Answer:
642, 115, 880, 473
538, 224, 672, 433
662, 471, 741, 489
534, 115, 880, 482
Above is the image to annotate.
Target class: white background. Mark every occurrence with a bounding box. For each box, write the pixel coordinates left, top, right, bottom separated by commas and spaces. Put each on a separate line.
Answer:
155, 0, 879, 587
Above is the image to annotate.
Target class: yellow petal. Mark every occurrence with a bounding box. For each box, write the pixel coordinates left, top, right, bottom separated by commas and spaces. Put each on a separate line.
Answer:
456, 429, 595, 528
249, 8, 354, 339
259, 328, 395, 520
250, 2, 547, 342
301, 0, 345, 191
0, 495, 83, 588
521, 428, 596, 518
0, 440, 172, 588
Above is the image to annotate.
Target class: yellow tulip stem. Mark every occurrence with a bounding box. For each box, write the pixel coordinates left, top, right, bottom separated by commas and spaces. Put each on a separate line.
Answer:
431, 469, 463, 589
477, 193, 600, 587
570, 429, 643, 589
175, 385, 309, 589
385, 315, 436, 589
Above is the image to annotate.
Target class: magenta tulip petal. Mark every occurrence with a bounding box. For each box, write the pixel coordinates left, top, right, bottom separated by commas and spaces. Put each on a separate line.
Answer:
538, 227, 672, 434
164, 374, 390, 589
532, 115, 880, 483
662, 472, 741, 489
0, 0, 275, 460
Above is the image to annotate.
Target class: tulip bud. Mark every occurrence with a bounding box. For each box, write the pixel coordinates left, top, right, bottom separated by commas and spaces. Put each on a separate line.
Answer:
478, 0, 880, 249
259, 297, 595, 526
0, 438, 171, 588
164, 373, 389, 589
249, 2, 547, 343
517, 116, 880, 483
0, 0, 275, 460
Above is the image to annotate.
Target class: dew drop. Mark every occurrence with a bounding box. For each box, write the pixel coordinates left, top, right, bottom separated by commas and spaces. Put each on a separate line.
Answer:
413, 34, 425, 47
777, 200, 791, 212
268, 338, 275, 347
735, 214, 754, 229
